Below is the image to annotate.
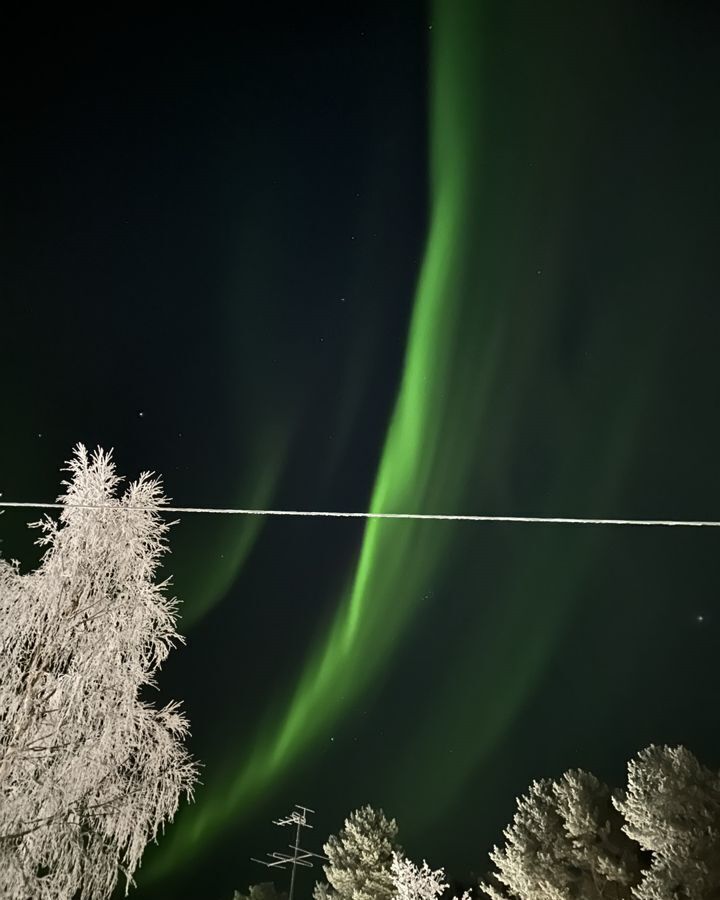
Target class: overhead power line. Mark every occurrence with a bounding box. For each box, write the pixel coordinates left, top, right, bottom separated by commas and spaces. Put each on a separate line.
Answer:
0, 501, 719, 528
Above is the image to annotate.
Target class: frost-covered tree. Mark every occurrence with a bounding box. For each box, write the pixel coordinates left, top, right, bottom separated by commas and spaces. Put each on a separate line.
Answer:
614, 745, 720, 900
233, 882, 289, 900
313, 806, 401, 900
0, 445, 197, 900
480, 770, 642, 900
481, 745, 720, 900
391, 852, 448, 900
314, 881, 341, 900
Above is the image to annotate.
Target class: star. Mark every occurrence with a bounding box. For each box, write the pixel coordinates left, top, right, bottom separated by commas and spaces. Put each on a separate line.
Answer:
696, 614, 705, 623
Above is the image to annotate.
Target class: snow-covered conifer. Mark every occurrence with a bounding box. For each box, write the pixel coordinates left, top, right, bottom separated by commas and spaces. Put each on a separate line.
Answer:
315, 806, 400, 900
614, 744, 720, 900
0, 445, 197, 900
313, 881, 341, 900
481, 745, 720, 900
480, 771, 641, 899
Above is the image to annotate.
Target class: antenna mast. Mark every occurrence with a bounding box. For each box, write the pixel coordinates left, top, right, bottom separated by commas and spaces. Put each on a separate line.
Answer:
251, 805, 327, 900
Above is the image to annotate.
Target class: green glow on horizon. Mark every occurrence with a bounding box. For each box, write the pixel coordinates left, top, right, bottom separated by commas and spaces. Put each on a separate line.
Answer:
144, 1, 489, 880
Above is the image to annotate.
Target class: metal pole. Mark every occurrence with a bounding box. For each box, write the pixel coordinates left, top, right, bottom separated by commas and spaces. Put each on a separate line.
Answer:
288, 815, 302, 900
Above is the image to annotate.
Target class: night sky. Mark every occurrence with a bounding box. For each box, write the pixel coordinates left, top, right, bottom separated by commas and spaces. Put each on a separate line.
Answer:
3, 2, 720, 898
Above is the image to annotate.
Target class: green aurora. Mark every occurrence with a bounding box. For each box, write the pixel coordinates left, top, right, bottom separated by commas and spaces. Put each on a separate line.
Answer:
145, 1, 486, 878
3, 2, 719, 898
145, 0, 670, 883
175, 420, 290, 630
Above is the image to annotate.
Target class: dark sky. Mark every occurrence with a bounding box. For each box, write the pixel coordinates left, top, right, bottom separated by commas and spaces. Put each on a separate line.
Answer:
2, 2, 720, 899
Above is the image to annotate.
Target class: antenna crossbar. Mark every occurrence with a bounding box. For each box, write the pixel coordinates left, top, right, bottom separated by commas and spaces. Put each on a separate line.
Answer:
251, 805, 326, 900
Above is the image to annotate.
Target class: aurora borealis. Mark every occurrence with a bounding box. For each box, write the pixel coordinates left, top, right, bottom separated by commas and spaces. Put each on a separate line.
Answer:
3, 2, 720, 899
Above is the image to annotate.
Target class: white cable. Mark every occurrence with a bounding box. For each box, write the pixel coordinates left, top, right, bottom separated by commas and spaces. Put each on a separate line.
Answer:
0, 502, 718, 527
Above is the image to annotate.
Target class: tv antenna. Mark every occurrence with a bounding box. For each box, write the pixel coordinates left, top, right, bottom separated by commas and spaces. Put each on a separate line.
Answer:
251, 805, 327, 900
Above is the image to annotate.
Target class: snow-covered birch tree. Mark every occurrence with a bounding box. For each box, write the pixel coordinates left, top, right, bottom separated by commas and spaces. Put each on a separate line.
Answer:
314, 806, 401, 900
0, 445, 197, 900
391, 852, 448, 900
391, 852, 473, 900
